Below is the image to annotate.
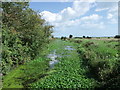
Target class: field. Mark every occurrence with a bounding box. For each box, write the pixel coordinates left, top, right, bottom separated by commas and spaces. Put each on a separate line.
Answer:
2, 38, 120, 89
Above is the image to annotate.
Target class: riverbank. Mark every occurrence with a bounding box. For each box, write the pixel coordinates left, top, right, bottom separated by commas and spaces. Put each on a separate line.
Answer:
29, 40, 98, 88
2, 39, 119, 88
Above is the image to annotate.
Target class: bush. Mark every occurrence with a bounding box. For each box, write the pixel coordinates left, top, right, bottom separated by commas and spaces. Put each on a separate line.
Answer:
77, 40, 120, 88
114, 35, 120, 38
2, 2, 53, 75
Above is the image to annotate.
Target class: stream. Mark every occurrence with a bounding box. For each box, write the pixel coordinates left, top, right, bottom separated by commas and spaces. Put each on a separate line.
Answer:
65, 46, 75, 50
47, 46, 75, 69
47, 50, 60, 69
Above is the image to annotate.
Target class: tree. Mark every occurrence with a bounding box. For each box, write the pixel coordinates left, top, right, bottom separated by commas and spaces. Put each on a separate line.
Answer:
114, 35, 120, 38
69, 35, 73, 38
83, 36, 85, 38
2, 2, 53, 75
87, 36, 91, 39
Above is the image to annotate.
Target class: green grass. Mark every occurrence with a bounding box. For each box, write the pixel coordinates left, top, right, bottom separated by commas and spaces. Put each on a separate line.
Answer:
3, 65, 25, 88
30, 40, 98, 88
3, 39, 119, 88
72, 38, 119, 88
3, 55, 50, 88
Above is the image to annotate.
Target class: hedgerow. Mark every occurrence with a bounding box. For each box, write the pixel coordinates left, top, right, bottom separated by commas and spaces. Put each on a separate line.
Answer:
2, 2, 53, 75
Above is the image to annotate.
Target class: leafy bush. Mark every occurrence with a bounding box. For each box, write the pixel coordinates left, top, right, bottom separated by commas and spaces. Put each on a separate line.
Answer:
76, 40, 120, 88
2, 2, 53, 75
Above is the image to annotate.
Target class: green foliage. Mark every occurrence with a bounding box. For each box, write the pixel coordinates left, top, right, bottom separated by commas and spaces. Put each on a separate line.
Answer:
22, 57, 49, 87
30, 40, 98, 88
75, 39, 120, 88
3, 57, 49, 88
2, 2, 53, 75
5, 39, 119, 88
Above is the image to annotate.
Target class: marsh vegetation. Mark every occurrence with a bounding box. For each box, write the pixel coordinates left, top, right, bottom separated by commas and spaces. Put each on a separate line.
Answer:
1, 2, 120, 89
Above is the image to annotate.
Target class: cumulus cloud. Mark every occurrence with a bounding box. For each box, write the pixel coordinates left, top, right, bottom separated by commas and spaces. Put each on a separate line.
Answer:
40, 0, 97, 27
40, 0, 96, 22
60, 0, 96, 19
39, 0, 118, 37
54, 14, 103, 28
40, 11, 62, 23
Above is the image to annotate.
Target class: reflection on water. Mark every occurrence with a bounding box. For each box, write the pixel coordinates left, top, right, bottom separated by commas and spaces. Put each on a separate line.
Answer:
47, 50, 59, 69
47, 46, 75, 69
65, 46, 75, 50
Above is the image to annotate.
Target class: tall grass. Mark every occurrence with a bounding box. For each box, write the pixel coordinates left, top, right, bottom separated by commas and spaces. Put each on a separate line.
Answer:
75, 39, 120, 88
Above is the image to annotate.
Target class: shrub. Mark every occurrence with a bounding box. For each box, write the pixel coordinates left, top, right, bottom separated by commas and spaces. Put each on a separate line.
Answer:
114, 35, 120, 38
2, 2, 53, 75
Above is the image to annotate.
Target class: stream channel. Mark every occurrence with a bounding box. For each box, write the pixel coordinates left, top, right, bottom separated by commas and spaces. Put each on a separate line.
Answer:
47, 46, 75, 69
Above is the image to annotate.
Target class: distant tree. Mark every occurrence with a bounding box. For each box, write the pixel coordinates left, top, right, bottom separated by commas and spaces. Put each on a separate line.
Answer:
61, 37, 67, 40
61, 36, 64, 40
114, 35, 120, 38
51, 35, 54, 39
64, 37, 67, 40
83, 36, 85, 38
87, 36, 92, 39
69, 35, 73, 38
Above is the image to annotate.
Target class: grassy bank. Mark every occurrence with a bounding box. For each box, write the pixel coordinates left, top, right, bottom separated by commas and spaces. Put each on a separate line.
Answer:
3, 57, 49, 88
2, 40, 52, 88
3, 39, 119, 88
30, 40, 98, 88
71, 38, 120, 88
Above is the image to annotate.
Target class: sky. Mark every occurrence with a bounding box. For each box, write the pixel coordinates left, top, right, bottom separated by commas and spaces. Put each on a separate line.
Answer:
29, 0, 118, 37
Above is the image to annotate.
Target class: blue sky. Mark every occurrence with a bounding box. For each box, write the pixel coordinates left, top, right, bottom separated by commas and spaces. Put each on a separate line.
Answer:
29, 1, 118, 37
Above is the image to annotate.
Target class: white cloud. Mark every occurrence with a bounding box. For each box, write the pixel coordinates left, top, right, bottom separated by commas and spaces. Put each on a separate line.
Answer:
40, 0, 96, 26
107, 5, 118, 24
55, 14, 102, 28
81, 22, 105, 29
95, 2, 118, 24
72, 0, 96, 16
108, 5, 118, 13
40, 11, 62, 23
39, 0, 118, 37
107, 13, 113, 19
80, 15, 104, 29
81, 14, 102, 21
95, 8, 109, 12
108, 6, 118, 17
60, 7, 76, 20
